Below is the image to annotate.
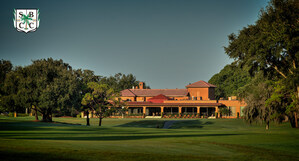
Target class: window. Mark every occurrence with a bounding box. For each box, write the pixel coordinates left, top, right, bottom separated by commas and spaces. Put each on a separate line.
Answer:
240, 106, 245, 116
229, 106, 236, 117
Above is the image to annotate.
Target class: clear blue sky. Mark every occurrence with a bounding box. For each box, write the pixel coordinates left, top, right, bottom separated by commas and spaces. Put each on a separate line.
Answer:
0, 0, 269, 89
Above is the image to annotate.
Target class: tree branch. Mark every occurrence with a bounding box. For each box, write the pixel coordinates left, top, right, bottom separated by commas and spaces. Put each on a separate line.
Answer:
273, 65, 287, 78
289, 68, 294, 74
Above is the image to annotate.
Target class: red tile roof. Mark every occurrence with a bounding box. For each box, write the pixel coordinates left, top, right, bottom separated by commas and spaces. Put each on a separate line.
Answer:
186, 80, 216, 88
120, 89, 136, 97
127, 102, 222, 106
148, 94, 171, 103
149, 94, 171, 100
121, 89, 188, 97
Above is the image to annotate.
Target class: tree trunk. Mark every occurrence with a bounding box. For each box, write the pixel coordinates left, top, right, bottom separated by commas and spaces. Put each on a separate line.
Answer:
34, 107, 38, 121
294, 112, 298, 128
86, 111, 90, 126
289, 114, 296, 128
99, 116, 102, 126
266, 121, 269, 130
42, 113, 52, 122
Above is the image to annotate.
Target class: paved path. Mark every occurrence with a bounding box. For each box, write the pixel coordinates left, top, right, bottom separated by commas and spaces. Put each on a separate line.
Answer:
162, 120, 196, 129
162, 121, 178, 129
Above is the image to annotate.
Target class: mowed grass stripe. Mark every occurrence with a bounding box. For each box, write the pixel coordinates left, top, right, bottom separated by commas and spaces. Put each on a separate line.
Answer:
0, 117, 298, 161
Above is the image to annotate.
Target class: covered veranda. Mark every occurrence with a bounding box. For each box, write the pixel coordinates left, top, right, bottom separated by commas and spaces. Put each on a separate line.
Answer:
126, 102, 222, 118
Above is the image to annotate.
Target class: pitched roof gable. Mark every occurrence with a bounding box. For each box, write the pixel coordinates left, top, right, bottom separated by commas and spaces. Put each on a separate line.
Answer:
148, 94, 171, 103
186, 80, 216, 88
148, 94, 171, 100
121, 89, 188, 97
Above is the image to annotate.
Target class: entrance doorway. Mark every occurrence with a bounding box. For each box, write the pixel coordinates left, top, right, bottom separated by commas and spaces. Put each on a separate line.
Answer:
182, 107, 197, 114
164, 107, 179, 115
200, 107, 215, 117
146, 107, 161, 116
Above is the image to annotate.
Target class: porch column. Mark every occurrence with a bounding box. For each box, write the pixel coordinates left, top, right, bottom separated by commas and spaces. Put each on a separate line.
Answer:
81, 111, 84, 118
197, 106, 200, 115
215, 106, 219, 118
179, 106, 182, 115
206, 107, 208, 116
88, 110, 92, 118
143, 106, 146, 118
161, 106, 164, 116
126, 107, 129, 115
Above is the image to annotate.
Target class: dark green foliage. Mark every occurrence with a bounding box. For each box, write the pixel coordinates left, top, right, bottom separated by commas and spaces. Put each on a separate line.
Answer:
100, 73, 150, 92
265, 78, 299, 128
0, 60, 12, 85
209, 64, 252, 99
224, 0, 299, 128
25, 58, 79, 121
0, 60, 13, 113
0, 58, 146, 121
81, 82, 120, 126
225, 0, 298, 78
0, 58, 82, 121
1, 67, 25, 113
219, 107, 232, 117
240, 76, 281, 129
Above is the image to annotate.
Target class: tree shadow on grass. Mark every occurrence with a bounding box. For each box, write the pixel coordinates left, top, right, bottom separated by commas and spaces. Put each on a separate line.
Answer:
9, 133, 240, 141
115, 120, 216, 129
170, 120, 214, 129
0, 119, 241, 142
0, 120, 173, 135
116, 120, 166, 128
0, 150, 82, 161
52, 121, 82, 126
0, 121, 101, 132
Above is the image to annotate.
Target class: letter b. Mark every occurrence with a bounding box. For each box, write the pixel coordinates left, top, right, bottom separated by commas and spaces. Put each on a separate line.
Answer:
29, 12, 34, 17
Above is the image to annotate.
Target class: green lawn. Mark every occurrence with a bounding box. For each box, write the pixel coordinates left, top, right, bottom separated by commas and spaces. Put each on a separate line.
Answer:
0, 116, 298, 161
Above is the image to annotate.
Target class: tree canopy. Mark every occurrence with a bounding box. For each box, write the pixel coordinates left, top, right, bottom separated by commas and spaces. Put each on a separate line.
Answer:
224, 0, 298, 128
81, 82, 119, 126
100, 73, 150, 92
209, 63, 252, 99
0, 58, 145, 122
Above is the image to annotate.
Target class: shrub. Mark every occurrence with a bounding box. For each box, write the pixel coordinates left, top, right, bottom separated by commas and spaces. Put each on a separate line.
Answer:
7, 113, 29, 117
128, 113, 143, 116
8, 113, 14, 117
17, 113, 29, 117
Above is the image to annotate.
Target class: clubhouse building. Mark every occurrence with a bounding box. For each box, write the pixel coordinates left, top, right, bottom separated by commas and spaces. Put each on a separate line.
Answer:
117, 80, 246, 119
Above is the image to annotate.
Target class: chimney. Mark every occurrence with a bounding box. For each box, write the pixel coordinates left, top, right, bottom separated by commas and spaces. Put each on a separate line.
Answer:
139, 82, 144, 89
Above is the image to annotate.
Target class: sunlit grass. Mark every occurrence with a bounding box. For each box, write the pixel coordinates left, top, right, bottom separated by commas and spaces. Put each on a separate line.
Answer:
0, 116, 298, 161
